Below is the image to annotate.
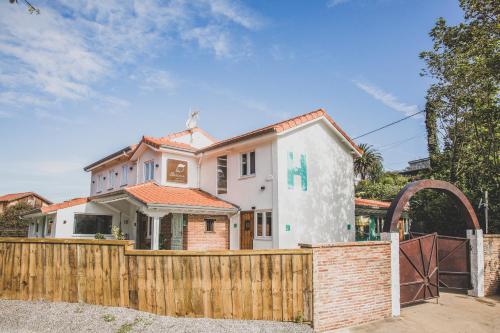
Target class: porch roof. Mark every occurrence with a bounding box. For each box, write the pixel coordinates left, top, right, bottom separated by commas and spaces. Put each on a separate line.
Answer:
92, 182, 239, 213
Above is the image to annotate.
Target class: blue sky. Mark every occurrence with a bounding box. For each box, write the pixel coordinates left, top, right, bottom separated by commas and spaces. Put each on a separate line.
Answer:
0, 0, 463, 202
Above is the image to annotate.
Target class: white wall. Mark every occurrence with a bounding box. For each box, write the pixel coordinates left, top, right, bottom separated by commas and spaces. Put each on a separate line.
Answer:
90, 161, 137, 196
199, 140, 274, 211
53, 202, 120, 239
135, 147, 162, 184
160, 152, 199, 188
171, 130, 215, 149
276, 120, 356, 248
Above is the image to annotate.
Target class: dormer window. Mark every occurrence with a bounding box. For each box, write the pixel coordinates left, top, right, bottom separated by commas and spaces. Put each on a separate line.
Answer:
144, 160, 155, 181
241, 151, 255, 177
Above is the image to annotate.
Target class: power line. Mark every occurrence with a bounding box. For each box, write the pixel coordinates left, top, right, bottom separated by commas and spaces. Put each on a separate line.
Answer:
353, 110, 425, 140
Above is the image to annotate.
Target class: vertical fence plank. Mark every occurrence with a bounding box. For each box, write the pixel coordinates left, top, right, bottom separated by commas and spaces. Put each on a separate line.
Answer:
77, 244, 86, 303
303, 253, 312, 322
137, 256, 147, 312
0, 243, 5, 297
292, 254, 303, 320
200, 255, 213, 318
154, 256, 166, 315
110, 246, 121, 307
164, 256, 175, 316
127, 255, 138, 309
250, 255, 263, 320
261, 254, 273, 320
43, 243, 53, 301
68, 244, 78, 303
191, 256, 203, 317
27, 243, 35, 301
119, 247, 129, 308
85, 245, 95, 304
145, 256, 157, 314
219, 256, 232, 319
101, 245, 111, 306
12, 243, 21, 300
229, 256, 242, 319
271, 254, 283, 321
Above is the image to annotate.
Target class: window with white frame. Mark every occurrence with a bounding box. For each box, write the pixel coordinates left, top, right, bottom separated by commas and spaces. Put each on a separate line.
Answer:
240, 151, 255, 177
121, 165, 128, 186
108, 170, 115, 189
97, 175, 103, 192
255, 211, 272, 239
217, 155, 227, 194
144, 160, 155, 181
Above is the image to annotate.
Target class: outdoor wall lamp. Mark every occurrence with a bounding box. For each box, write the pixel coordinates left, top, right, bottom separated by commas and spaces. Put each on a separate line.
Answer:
129, 166, 133, 171
260, 186, 265, 191
155, 164, 159, 168
115, 172, 118, 176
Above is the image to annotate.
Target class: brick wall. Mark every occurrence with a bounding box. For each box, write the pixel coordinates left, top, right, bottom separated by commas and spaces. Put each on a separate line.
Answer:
302, 242, 392, 332
184, 214, 229, 250
484, 235, 500, 296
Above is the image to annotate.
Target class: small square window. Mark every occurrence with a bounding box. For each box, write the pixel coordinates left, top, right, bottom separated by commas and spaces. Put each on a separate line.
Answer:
205, 219, 215, 232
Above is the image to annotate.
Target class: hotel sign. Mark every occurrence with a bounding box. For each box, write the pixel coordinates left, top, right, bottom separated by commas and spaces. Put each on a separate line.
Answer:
167, 159, 188, 184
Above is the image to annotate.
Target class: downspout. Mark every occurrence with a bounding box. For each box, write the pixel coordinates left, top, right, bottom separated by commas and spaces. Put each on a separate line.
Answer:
197, 152, 204, 189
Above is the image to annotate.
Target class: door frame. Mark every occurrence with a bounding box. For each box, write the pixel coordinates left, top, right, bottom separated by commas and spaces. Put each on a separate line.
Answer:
240, 211, 254, 250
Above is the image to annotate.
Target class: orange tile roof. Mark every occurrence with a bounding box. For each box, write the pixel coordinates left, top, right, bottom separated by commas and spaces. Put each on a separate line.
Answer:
41, 197, 90, 213
142, 136, 197, 152
125, 182, 237, 210
0, 192, 35, 202
0, 192, 52, 204
355, 198, 391, 209
198, 109, 362, 154
164, 127, 218, 143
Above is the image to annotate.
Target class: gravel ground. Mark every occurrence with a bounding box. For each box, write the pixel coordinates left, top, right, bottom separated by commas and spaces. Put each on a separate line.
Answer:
0, 300, 313, 333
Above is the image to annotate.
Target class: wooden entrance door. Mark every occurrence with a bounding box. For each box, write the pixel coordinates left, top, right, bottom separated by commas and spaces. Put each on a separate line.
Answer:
240, 211, 254, 249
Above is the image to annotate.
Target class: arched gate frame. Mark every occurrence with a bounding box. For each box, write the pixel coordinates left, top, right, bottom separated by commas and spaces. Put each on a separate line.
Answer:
381, 180, 484, 314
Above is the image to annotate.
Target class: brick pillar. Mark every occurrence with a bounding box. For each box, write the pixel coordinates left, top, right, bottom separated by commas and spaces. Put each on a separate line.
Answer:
381, 232, 400, 316
467, 229, 485, 297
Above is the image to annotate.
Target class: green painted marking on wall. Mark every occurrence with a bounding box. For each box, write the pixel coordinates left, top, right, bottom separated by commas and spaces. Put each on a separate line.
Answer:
287, 152, 307, 191
285, 224, 291, 231
234, 223, 237, 228
347, 224, 351, 230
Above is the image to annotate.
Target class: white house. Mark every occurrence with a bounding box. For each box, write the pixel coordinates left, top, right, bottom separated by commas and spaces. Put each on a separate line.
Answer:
24, 109, 362, 250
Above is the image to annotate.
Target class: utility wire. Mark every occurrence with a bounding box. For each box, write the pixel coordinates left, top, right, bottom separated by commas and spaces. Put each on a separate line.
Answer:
353, 110, 425, 140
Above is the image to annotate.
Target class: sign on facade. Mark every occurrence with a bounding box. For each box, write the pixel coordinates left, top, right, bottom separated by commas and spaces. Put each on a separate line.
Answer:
167, 159, 188, 184
287, 152, 307, 191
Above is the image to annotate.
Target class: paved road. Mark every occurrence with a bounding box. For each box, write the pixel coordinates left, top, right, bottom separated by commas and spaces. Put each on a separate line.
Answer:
335, 292, 500, 333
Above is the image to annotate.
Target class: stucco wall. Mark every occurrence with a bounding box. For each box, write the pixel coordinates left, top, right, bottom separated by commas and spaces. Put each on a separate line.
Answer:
52, 202, 120, 239
160, 152, 199, 188
135, 148, 162, 185
171, 130, 215, 148
276, 120, 356, 248
90, 161, 137, 196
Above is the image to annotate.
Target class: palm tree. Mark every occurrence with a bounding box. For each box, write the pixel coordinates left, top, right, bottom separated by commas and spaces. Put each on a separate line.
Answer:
354, 143, 383, 180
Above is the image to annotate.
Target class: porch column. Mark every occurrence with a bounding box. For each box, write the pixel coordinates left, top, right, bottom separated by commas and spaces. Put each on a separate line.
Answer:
381, 232, 400, 316
467, 229, 484, 297
151, 216, 160, 250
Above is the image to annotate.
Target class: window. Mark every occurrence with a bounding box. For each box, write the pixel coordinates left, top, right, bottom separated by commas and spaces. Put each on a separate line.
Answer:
217, 155, 227, 194
108, 170, 115, 189
205, 219, 215, 232
146, 217, 152, 239
74, 214, 112, 235
255, 211, 272, 238
241, 151, 255, 176
144, 160, 155, 181
121, 165, 128, 186
97, 175, 103, 192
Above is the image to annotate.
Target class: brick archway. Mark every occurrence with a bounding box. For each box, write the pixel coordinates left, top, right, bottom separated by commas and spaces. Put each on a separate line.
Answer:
383, 179, 480, 233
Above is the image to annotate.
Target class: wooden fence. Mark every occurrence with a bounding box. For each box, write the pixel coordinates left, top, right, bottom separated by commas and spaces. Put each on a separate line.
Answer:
0, 238, 313, 322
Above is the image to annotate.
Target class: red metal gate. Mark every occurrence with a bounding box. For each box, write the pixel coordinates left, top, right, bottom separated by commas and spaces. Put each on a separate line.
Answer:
411, 232, 471, 291
400, 233, 439, 305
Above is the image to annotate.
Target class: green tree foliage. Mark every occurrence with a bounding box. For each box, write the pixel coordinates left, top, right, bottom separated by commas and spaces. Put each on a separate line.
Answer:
0, 202, 32, 228
420, 0, 499, 233
355, 172, 409, 202
354, 143, 384, 181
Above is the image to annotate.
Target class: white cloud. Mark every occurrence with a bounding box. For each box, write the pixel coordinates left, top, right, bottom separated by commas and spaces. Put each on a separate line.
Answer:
327, 0, 351, 7
0, 110, 13, 118
0, 0, 262, 110
354, 80, 419, 115
138, 69, 176, 92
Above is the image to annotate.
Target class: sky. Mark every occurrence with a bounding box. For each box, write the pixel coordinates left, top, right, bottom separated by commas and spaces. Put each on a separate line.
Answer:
0, 0, 464, 202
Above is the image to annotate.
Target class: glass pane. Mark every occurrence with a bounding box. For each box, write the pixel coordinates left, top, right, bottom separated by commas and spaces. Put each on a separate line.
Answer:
74, 215, 112, 234
257, 213, 263, 236
250, 151, 255, 174
241, 153, 247, 176
217, 156, 227, 194
266, 212, 272, 237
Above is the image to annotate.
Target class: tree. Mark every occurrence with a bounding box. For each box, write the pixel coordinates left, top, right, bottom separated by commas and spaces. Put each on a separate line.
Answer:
354, 143, 383, 181
420, 0, 499, 233
355, 172, 409, 202
0, 202, 32, 229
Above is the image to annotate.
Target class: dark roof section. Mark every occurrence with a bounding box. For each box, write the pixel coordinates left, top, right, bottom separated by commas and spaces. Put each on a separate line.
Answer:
83, 145, 135, 171
0, 192, 52, 205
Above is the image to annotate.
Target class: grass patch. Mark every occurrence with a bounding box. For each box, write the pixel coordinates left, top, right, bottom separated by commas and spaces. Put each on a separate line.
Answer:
102, 314, 116, 322
116, 317, 145, 333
